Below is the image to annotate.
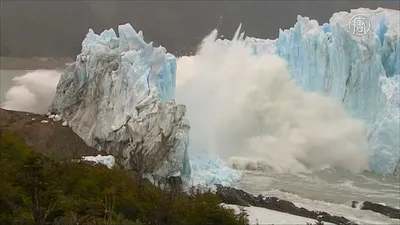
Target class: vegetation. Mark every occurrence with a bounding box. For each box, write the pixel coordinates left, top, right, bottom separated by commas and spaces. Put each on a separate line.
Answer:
0, 131, 249, 225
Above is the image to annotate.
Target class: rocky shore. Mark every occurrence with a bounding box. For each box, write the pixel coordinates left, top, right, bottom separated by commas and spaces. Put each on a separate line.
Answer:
216, 185, 357, 225
216, 185, 400, 224
351, 200, 400, 219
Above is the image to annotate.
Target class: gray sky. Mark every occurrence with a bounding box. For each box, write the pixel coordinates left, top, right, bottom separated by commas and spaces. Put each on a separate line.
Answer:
1, 0, 399, 57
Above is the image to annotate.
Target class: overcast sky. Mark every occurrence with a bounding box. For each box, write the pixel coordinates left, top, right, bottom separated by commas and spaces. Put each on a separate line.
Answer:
1, 0, 399, 57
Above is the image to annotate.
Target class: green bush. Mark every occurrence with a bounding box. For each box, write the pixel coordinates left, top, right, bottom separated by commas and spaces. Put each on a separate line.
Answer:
0, 131, 249, 225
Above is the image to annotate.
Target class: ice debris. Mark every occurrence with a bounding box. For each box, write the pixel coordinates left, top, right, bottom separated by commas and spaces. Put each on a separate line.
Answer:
53, 114, 62, 121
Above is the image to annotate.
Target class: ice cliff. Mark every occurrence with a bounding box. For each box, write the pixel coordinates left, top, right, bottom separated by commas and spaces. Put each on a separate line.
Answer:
240, 8, 399, 174
49, 24, 191, 180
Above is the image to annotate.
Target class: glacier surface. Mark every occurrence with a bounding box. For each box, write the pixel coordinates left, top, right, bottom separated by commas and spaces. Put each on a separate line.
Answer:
238, 8, 399, 174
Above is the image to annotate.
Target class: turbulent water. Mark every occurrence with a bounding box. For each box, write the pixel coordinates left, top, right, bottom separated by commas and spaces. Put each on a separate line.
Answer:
237, 170, 399, 224
1, 28, 399, 224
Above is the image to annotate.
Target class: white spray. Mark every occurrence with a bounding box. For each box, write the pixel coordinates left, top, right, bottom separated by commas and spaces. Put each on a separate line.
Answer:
176, 28, 371, 173
1, 70, 61, 114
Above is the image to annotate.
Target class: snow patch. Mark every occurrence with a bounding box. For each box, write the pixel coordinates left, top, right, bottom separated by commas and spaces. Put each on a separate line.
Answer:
82, 154, 116, 169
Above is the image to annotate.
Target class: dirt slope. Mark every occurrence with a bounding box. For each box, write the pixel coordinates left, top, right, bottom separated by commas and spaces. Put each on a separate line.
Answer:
0, 108, 101, 159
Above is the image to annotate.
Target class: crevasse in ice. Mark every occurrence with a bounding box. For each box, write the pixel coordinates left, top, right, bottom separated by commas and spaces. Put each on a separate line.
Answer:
50, 24, 192, 180
249, 8, 399, 174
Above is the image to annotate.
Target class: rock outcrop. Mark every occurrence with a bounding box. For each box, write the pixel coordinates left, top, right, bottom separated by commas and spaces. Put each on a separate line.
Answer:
351, 200, 400, 219
216, 185, 358, 225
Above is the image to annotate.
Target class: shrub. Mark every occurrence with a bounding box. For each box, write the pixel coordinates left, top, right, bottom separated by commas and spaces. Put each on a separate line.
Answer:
0, 131, 248, 225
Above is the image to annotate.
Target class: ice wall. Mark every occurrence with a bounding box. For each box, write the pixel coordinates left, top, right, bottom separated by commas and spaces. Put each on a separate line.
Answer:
269, 8, 399, 174
49, 24, 191, 179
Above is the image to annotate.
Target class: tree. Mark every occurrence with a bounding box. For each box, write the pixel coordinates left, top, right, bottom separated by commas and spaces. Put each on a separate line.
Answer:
17, 155, 62, 225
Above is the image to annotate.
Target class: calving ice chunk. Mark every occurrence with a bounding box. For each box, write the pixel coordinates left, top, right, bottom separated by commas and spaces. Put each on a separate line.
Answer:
49, 23, 191, 181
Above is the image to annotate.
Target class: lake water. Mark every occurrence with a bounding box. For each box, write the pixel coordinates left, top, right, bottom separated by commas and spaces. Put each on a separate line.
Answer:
237, 169, 399, 224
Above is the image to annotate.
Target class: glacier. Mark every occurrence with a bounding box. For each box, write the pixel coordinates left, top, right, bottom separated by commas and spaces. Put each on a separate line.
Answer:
49, 24, 192, 180
185, 7, 399, 178
239, 8, 399, 174
49, 23, 239, 187
50, 7, 399, 189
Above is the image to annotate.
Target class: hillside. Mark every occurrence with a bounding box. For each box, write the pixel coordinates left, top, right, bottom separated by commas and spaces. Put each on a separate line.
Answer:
0, 108, 250, 225
0, 108, 100, 159
1, 108, 397, 224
